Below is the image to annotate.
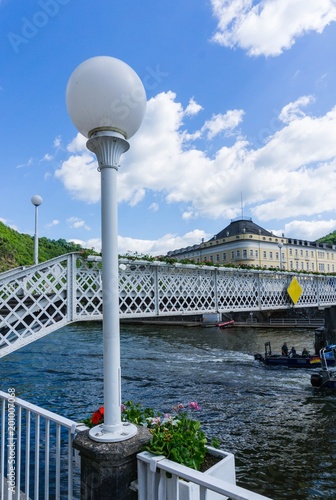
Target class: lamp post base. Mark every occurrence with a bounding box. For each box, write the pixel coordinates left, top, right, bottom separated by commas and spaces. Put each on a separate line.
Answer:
89, 422, 138, 443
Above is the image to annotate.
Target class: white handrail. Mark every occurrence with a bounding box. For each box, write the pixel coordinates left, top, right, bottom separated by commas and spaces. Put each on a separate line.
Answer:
0, 390, 83, 500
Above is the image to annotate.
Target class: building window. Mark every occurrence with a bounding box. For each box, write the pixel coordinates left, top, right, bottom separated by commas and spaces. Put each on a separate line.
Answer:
301, 262, 304, 270
306, 262, 309, 271
306, 250, 308, 257
243, 249, 247, 258
276, 252, 279, 260
204, 256, 207, 262
311, 251, 314, 257
270, 251, 273, 259
289, 248, 293, 255
290, 261, 293, 269
210, 255, 213, 262
216, 254, 219, 262
318, 251, 324, 258
295, 249, 298, 256
236, 250, 240, 258
296, 261, 299, 270
319, 263, 325, 271
327, 264, 330, 272
223, 252, 226, 260
255, 250, 258, 257
263, 251, 266, 258
312, 263, 314, 271
231, 251, 234, 259
300, 249, 303, 257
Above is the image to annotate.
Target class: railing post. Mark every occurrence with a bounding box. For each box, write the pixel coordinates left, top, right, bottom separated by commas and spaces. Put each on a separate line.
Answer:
67, 254, 77, 323
214, 268, 218, 313
154, 264, 160, 317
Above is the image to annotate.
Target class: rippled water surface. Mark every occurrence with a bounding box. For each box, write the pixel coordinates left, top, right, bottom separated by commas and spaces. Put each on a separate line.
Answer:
1, 322, 336, 499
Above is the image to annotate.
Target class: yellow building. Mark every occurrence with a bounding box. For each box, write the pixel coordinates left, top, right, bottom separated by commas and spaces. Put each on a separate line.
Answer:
167, 217, 336, 274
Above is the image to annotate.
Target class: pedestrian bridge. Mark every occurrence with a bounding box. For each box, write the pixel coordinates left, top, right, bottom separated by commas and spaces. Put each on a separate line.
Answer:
1, 252, 335, 357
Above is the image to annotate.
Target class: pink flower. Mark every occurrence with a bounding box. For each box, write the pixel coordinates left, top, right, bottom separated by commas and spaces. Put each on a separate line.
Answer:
121, 404, 126, 412
189, 401, 201, 410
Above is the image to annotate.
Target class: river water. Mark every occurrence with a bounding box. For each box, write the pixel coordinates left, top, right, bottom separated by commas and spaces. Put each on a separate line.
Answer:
1, 322, 336, 499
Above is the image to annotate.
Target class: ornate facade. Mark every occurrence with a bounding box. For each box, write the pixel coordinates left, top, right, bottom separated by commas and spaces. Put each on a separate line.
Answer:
167, 217, 336, 274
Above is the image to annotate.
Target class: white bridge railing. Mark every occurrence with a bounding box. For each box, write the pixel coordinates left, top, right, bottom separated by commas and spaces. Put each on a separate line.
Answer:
1, 252, 336, 357
0, 390, 86, 500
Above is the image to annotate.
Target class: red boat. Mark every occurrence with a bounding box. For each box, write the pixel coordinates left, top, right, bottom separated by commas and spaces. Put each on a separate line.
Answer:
217, 319, 235, 329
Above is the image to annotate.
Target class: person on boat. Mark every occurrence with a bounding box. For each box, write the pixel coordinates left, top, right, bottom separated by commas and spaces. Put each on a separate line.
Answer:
281, 342, 288, 356
302, 347, 309, 357
289, 346, 297, 358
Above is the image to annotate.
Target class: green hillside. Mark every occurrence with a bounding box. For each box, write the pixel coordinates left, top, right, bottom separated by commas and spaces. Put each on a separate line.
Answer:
317, 231, 336, 245
0, 221, 84, 272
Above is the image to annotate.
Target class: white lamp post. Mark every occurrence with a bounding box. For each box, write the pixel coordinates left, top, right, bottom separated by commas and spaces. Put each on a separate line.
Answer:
31, 195, 43, 266
66, 56, 146, 443
278, 242, 283, 270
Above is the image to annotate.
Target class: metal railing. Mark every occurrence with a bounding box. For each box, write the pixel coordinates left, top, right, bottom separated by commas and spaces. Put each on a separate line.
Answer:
137, 450, 271, 500
0, 390, 85, 500
1, 253, 336, 357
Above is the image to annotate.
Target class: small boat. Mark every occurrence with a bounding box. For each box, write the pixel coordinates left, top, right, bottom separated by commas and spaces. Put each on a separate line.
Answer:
254, 341, 335, 368
311, 346, 336, 389
217, 319, 235, 329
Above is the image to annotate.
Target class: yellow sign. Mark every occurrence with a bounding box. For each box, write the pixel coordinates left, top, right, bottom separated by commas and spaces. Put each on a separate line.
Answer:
287, 277, 302, 304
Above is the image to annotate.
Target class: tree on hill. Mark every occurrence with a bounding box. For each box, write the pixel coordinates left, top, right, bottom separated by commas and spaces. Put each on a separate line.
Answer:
0, 221, 85, 272
317, 231, 336, 245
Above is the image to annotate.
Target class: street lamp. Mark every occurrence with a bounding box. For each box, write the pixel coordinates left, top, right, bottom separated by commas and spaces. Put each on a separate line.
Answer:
31, 195, 43, 266
278, 242, 283, 270
66, 56, 146, 443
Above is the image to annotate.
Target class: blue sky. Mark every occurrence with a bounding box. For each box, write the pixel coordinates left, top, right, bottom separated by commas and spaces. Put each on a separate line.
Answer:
1, 0, 336, 255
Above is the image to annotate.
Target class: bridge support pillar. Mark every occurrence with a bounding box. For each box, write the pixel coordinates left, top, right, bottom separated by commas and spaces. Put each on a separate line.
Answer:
324, 306, 336, 345
73, 427, 151, 500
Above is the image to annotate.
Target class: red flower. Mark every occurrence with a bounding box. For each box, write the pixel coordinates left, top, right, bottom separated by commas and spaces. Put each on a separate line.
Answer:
91, 411, 103, 425
98, 407, 104, 415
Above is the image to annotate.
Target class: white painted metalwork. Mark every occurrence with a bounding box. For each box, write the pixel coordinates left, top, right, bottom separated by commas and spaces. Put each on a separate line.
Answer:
137, 450, 271, 500
1, 253, 336, 357
0, 390, 85, 500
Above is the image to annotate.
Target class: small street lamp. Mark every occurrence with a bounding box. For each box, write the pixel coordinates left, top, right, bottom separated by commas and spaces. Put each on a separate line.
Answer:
31, 195, 42, 266
278, 242, 283, 270
66, 56, 146, 443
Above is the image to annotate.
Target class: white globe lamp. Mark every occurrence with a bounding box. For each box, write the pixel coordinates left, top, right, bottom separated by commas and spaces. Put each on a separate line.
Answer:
66, 56, 146, 443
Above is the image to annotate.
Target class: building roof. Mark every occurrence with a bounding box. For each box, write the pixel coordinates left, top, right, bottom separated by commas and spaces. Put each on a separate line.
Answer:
210, 217, 273, 241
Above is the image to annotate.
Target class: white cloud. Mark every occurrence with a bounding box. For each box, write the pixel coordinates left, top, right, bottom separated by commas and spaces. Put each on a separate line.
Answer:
41, 153, 53, 162
67, 133, 87, 153
16, 157, 33, 169
149, 202, 159, 212
210, 0, 336, 57
55, 153, 100, 203
46, 219, 60, 227
67, 216, 91, 231
70, 229, 209, 256
53, 136, 62, 149
201, 109, 244, 139
56, 91, 336, 230
184, 98, 203, 116
284, 219, 336, 241
279, 95, 314, 124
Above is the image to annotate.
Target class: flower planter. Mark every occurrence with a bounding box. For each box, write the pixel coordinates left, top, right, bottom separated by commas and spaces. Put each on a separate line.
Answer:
137, 446, 236, 500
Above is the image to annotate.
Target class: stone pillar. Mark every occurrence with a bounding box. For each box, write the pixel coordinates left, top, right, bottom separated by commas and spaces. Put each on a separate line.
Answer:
324, 306, 336, 345
74, 426, 151, 500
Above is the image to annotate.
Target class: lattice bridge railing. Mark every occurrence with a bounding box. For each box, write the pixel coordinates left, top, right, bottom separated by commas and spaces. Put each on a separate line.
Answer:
1, 253, 336, 357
